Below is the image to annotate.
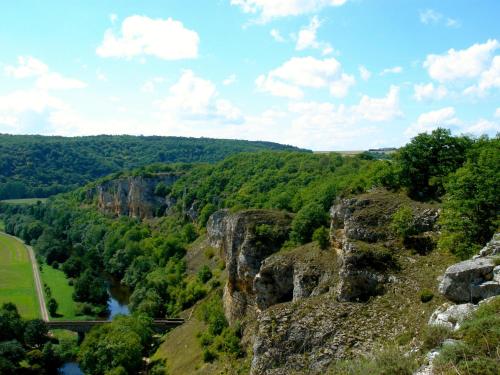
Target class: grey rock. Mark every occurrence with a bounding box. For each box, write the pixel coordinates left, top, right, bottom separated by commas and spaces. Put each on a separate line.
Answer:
428, 303, 477, 330
438, 257, 496, 303
471, 281, 500, 301
478, 233, 500, 257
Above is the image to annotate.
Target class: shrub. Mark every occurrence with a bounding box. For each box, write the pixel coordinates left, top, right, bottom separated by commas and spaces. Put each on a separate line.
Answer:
204, 247, 215, 259
419, 289, 434, 303
390, 205, 415, 239
202, 348, 217, 363
422, 324, 451, 351
197, 265, 213, 284
290, 202, 328, 244
48, 298, 58, 317
312, 226, 330, 250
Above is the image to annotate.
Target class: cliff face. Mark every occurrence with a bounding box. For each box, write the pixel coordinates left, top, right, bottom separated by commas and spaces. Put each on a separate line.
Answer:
207, 209, 293, 324
91, 174, 179, 219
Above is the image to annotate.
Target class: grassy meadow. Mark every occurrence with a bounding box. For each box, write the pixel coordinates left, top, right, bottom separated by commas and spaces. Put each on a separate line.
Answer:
0, 231, 40, 319
1, 198, 48, 205
41, 264, 79, 320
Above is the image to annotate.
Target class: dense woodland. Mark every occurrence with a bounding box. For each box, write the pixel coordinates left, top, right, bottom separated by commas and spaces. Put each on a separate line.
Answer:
0, 134, 304, 199
0, 129, 498, 374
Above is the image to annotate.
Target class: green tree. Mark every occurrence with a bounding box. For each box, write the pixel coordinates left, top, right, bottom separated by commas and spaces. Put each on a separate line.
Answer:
396, 128, 472, 200
73, 270, 108, 305
291, 202, 328, 244
48, 298, 58, 317
23, 320, 48, 348
312, 226, 330, 250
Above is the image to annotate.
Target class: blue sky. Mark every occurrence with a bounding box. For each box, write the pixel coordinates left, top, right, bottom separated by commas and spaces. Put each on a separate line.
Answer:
0, 0, 499, 150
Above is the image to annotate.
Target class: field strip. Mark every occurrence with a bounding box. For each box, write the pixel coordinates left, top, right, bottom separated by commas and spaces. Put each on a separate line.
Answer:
0, 232, 49, 321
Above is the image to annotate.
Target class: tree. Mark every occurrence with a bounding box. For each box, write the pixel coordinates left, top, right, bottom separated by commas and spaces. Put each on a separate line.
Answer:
73, 270, 108, 305
0, 303, 24, 342
312, 226, 330, 250
291, 202, 328, 244
396, 128, 472, 200
439, 137, 500, 259
48, 298, 58, 317
23, 320, 48, 348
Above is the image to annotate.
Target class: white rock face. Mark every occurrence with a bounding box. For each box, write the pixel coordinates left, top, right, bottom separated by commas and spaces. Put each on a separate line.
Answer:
428, 303, 477, 330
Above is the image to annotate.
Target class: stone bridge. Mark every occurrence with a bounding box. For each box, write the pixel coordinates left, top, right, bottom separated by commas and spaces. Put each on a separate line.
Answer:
46, 319, 184, 334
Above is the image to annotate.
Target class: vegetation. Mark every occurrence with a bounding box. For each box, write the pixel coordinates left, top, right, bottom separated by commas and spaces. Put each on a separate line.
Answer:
390, 205, 416, 239
40, 265, 79, 320
0, 134, 304, 200
0, 302, 75, 374
0, 232, 39, 319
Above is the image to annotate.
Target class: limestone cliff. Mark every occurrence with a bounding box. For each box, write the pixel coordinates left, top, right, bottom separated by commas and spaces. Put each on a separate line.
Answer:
207, 209, 293, 324
89, 173, 180, 219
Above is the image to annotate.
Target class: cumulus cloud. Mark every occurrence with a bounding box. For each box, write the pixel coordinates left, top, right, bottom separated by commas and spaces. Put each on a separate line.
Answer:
295, 16, 332, 55
354, 85, 401, 122
463, 55, 500, 96
423, 39, 499, 82
96, 15, 199, 60
413, 83, 448, 101
359, 65, 371, 81
4, 56, 87, 90
406, 107, 460, 136
231, 0, 348, 22
156, 70, 243, 125
256, 56, 354, 99
464, 119, 500, 134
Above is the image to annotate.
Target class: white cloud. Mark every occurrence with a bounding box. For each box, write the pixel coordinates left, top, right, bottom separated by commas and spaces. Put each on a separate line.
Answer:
96, 15, 199, 60
359, 65, 371, 81
419, 9, 460, 28
354, 85, 401, 122
140, 76, 165, 93
413, 83, 448, 101
295, 16, 332, 55
270, 29, 285, 42
495, 108, 500, 118
35, 72, 87, 90
110, 13, 118, 24
465, 119, 500, 135
256, 56, 354, 99
231, 0, 348, 21
4, 56, 87, 90
380, 66, 403, 75
464, 55, 500, 95
156, 70, 243, 124
96, 69, 107, 81
423, 39, 499, 82
406, 107, 460, 136
4, 56, 48, 78
223, 74, 237, 85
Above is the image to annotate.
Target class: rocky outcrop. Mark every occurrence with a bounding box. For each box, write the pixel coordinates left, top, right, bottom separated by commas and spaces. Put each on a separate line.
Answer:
439, 234, 500, 303
207, 209, 293, 323
330, 190, 439, 302
91, 173, 179, 219
428, 302, 477, 330
254, 245, 337, 311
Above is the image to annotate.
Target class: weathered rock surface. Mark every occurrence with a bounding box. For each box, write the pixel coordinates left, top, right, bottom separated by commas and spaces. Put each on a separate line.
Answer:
207, 209, 293, 323
90, 173, 179, 218
428, 302, 477, 330
478, 232, 500, 257
438, 257, 496, 303
254, 244, 337, 311
330, 190, 439, 302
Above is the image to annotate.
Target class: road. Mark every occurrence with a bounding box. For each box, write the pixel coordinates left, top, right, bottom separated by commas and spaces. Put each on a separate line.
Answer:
26, 243, 49, 321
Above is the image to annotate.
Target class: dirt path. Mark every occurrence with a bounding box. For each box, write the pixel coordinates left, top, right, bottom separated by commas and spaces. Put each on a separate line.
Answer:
26, 244, 49, 321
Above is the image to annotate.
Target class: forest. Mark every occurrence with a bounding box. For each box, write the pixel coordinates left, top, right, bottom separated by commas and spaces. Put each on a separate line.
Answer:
0, 134, 304, 200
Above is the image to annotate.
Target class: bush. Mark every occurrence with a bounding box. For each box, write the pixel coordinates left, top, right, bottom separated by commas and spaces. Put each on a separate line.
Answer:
312, 226, 330, 250
419, 289, 434, 303
291, 202, 328, 244
202, 348, 217, 363
422, 324, 451, 350
390, 205, 415, 239
197, 265, 213, 284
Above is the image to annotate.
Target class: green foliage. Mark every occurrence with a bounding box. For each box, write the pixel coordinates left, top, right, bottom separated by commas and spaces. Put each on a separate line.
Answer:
197, 265, 213, 283
312, 226, 330, 249
395, 128, 472, 200
328, 345, 418, 374
438, 137, 500, 259
419, 289, 434, 303
73, 270, 108, 306
154, 182, 170, 197
422, 324, 451, 350
79, 315, 153, 375
0, 134, 303, 199
47, 298, 58, 317
390, 205, 415, 239
291, 202, 328, 244
23, 320, 48, 348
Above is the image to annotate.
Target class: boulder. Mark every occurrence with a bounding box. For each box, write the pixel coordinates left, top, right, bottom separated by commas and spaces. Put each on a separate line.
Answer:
428, 303, 477, 330
438, 257, 496, 303
478, 233, 500, 257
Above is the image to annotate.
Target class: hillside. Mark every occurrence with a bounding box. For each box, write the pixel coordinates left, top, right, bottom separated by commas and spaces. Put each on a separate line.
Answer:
0, 134, 305, 199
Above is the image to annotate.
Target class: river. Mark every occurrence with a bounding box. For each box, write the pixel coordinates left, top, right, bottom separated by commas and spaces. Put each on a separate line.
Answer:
58, 279, 131, 375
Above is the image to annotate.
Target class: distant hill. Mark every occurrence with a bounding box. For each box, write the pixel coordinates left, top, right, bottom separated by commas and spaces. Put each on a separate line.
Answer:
0, 134, 306, 199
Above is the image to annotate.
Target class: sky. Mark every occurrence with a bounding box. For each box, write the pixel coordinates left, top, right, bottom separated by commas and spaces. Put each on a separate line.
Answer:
0, 0, 499, 150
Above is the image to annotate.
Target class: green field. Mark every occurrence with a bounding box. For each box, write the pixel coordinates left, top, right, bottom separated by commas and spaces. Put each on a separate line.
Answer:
41, 264, 79, 320
1, 198, 48, 205
0, 232, 40, 319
